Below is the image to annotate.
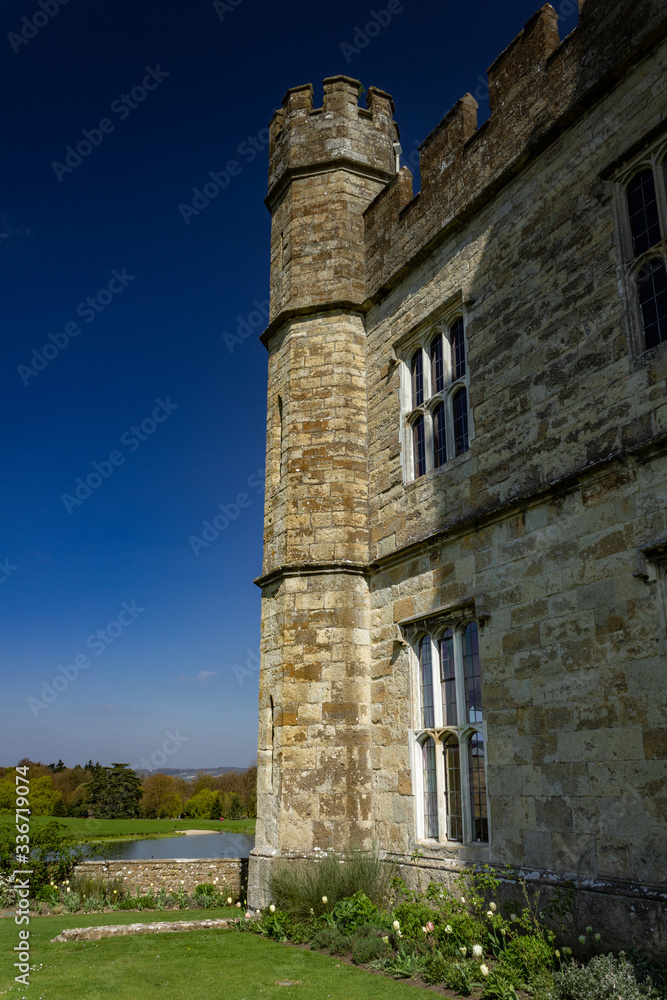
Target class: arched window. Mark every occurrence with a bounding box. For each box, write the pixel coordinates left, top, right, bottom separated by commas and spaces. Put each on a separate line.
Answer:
469, 733, 488, 843
422, 737, 439, 839
627, 170, 661, 257
413, 415, 426, 479
453, 388, 469, 455
450, 317, 466, 380
433, 401, 447, 468
413, 620, 488, 845
419, 635, 434, 728
402, 314, 472, 482
440, 629, 456, 725
430, 334, 444, 394
463, 622, 482, 723
637, 258, 667, 350
411, 349, 424, 407
443, 735, 462, 842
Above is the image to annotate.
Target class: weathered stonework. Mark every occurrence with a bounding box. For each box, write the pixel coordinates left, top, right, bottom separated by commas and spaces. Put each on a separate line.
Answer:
248, 0, 667, 955
74, 858, 246, 896
52, 918, 232, 943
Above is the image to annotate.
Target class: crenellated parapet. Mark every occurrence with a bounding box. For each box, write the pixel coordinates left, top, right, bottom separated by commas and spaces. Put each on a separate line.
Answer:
364, 0, 667, 300
267, 75, 397, 211
265, 75, 399, 324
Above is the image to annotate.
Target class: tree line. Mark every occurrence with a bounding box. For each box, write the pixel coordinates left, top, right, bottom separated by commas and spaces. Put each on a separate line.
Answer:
0, 759, 257, 820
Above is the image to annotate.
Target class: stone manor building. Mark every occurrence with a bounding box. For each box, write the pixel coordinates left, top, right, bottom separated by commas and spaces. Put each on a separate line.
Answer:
248, 0, 667, 952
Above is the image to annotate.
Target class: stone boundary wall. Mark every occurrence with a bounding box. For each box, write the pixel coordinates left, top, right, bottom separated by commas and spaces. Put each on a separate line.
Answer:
73, 858, 247, 896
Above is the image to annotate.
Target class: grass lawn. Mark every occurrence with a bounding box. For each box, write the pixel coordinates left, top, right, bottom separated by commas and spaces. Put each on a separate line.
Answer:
0, 909, 442, 1000
0, 816, 256, 841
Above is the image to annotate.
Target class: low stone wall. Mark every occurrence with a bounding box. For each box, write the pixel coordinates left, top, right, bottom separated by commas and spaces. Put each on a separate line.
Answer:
73, 858, 247, 897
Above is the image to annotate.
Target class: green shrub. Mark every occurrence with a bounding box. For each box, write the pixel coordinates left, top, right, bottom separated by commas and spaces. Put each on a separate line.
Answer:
392, 899, 438, 940
496, 932, 555, 987
193, 882, 223, 908
373, 946, 427, 980
118, 893, 155, 911
480, 970, 520, 1000
63, 890, 81, 912
548, 952, 662, 1000
70, 874, 124, 904
329, 891, 379, 932
0, 821, 83, 893
423, 954, 476, 995
310, 925, 352, 955
36, 884, 60, 906
267, 847, 393, 919
351, 932, 388, 965
255, 908, 293, 942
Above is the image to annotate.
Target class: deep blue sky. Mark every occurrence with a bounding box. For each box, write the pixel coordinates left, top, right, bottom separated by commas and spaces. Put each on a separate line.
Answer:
0, 0, 578, 770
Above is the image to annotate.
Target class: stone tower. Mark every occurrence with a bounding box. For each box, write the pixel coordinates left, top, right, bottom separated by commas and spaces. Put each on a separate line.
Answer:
249, 76, 398, 896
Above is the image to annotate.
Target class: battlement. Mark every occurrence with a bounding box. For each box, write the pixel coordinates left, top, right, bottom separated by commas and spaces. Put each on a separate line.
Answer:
267, 75, 397, 209
364, 0, 667, 299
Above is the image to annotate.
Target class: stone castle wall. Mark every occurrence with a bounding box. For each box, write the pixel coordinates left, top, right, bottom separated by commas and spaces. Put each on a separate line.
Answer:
363, 0, 667, 301
73, 858, 247, 897
362, 16, 667, 895
249, 0, 667, 954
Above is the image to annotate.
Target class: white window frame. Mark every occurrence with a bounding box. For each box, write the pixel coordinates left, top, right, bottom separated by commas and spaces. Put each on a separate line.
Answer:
404, 615, 489, 848
611, 132, 667, 358
397, 305, 474, 484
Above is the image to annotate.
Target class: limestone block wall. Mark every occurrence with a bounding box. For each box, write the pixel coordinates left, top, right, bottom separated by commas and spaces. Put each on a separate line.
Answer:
262, 312, 370, 576
363, 0, 667, 301
368, 455, 667, 884
255, 569, 372, 855
267, 76, 396, 321
365, 35, 667, 558
73, 858, 246, 897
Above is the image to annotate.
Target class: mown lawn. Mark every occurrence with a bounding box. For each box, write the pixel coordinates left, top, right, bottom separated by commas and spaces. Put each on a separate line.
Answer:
0, 816, 256, 841
0, 909, 441, 1000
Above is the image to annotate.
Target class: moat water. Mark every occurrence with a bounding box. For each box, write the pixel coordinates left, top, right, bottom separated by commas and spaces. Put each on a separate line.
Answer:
86, 832, 254, 860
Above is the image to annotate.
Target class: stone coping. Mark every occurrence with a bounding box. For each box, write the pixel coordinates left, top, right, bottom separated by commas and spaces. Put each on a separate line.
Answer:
51, 917, 233, 942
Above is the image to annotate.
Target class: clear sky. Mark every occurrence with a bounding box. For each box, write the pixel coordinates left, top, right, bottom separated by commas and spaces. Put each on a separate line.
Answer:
0, 0, 579, 771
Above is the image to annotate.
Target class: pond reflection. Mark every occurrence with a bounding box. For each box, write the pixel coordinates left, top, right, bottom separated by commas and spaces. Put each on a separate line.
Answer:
86, 832, 254, 860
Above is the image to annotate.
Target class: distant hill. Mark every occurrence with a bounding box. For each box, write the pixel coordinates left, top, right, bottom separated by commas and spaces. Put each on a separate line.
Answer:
135, 766, 242, 780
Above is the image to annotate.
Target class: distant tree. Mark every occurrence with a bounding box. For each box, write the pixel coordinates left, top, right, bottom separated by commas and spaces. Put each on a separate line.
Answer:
48, 759, 66, 773
184, 788, 217, 819
52, 793, 67, 816
88, 763, 142, 818
193, 771, 217, 794
227, 793, 243, 820
141, 774, 182, 818
0, 780, 13, 813
30, 775, 58, 815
